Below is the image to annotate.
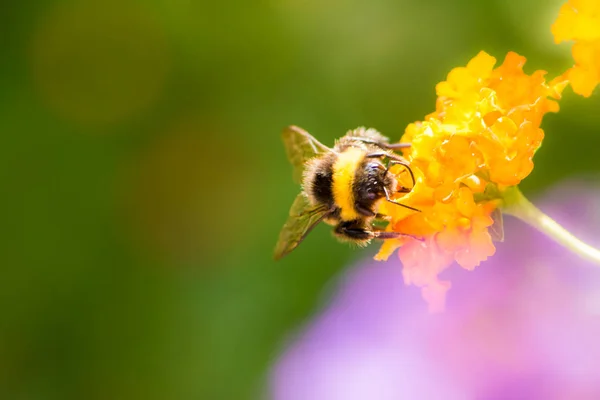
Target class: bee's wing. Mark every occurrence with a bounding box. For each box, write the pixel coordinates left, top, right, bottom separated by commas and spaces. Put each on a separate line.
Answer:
273, 193, 330, 260
282, 125, 331, 184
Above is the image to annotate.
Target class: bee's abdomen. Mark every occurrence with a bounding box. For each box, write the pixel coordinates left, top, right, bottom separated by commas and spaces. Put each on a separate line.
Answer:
311, 168, 333, 204
303, 153, 336, 207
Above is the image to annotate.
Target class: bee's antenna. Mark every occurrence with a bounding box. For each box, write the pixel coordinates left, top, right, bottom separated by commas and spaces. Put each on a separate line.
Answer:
383, 187, 421, 212
385, 160, 416, 190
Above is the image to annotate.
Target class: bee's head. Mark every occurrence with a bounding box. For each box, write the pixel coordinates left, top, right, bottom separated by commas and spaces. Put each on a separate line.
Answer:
356, 160, 398, 203
353, 156, 418, 216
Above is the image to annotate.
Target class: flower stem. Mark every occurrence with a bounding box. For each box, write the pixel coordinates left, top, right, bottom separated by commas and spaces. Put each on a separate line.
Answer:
502, 187, 600, 265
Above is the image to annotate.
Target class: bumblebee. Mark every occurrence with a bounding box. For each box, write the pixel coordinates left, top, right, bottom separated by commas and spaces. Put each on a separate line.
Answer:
273, 125, 419, 260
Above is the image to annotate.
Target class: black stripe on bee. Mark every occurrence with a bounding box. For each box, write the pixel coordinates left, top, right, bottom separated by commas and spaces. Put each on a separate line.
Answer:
304, 152, 337, 207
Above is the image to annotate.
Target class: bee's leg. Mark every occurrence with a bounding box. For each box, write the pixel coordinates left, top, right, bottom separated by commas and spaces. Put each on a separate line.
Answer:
356, 204, 392, 219
372, 230, 403, 239
384, 142, 411, 150
334, 221, 374, 241
374, 213, 390, 220
356, 203, 376, 217
365, 151, 387, 159
384, 187, 420, 212
335, 221, 420, 242
350, 137, 411, 150
372, 228, 423, 241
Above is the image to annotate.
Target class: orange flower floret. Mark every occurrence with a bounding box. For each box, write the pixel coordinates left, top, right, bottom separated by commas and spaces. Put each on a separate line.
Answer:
376, 51, 566, 311
552, 0, 600, 97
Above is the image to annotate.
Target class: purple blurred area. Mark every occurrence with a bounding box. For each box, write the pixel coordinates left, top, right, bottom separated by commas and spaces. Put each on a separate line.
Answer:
270, 180, 600, 400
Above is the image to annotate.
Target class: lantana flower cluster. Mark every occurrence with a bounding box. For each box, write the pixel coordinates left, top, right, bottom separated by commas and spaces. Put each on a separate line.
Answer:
376, 0, 599, 311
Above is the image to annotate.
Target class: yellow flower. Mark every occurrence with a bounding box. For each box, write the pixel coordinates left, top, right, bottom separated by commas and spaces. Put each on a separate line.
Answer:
376, 51, 567, 311
552, 0, 600, 97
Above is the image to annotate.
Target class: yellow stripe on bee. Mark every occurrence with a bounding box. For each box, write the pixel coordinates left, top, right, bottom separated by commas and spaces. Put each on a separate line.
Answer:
332, 147, 363, 221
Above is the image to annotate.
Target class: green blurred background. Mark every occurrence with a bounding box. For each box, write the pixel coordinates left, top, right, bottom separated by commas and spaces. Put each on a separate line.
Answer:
1, 0, 599, 399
